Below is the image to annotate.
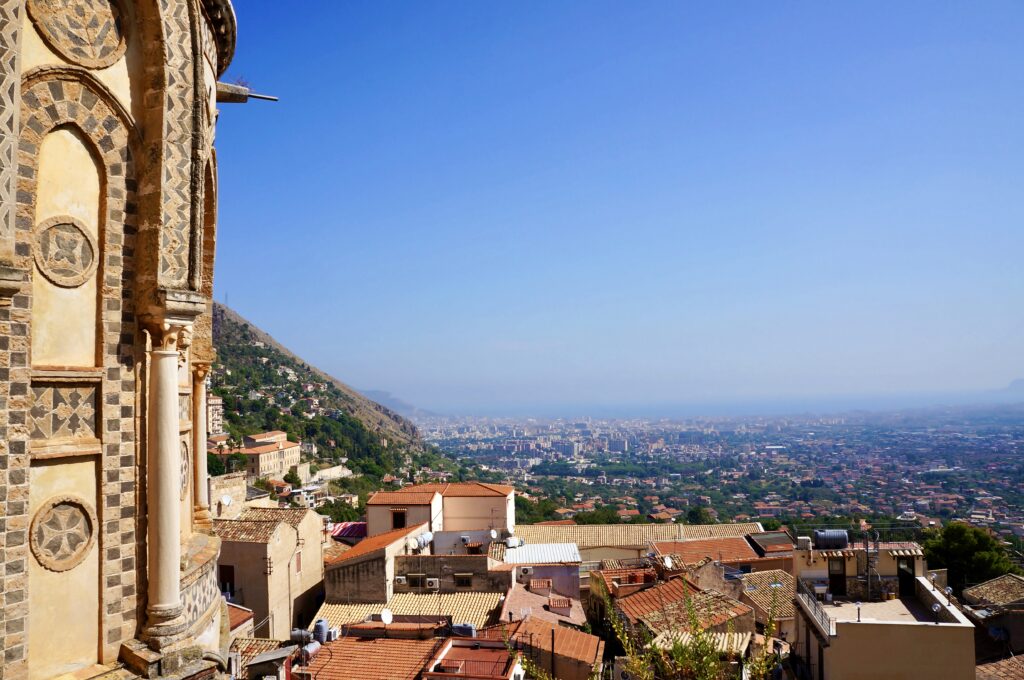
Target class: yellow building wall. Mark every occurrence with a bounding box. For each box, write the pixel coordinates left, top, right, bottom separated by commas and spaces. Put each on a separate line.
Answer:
827, 620, 974, 680
28, 457, 99, 680
31, 128, 100, 367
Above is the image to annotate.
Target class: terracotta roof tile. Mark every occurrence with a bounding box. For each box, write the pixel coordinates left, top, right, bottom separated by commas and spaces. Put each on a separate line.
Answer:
325, 523, 427, 566
303, 636, 440, 680
479, 617, 604, 668
212, 519, 282, 543
640, 589, 752, 634
227, 603, 254, 631
616, 577, 697, 623
396, 482, 514, 497
239, 506, 312, 528
977, 655, 1024, 680
314, 591, 507, 630
229, 638, 288, 670
513, 523, 762, 550
964, 573, 1024, 607
738, 569, 795, 621
652, 537, 759, 564
366, 491, 437, 506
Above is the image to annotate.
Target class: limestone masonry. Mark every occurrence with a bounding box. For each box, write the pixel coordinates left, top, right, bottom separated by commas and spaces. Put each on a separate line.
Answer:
0, 0, 239, 677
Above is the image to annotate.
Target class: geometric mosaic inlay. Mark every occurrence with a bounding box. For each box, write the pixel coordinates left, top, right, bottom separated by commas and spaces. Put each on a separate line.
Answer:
30, 384, 98, 441
181, 439, 190, 500
33, 216, 98, 288
26, 0, 127, 70
30, 494, 97, 572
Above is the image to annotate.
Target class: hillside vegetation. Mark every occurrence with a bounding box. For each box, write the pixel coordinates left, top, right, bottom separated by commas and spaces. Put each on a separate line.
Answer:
211, 303, 420, 476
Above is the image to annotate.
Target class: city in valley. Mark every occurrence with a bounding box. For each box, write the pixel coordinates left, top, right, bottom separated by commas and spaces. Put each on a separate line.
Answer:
420, 406, 1024, 543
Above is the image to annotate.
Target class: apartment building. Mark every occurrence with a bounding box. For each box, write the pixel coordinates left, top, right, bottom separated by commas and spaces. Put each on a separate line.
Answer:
213, 507, 324, 639
790, 532, 975, 679
211, 430, 302, 480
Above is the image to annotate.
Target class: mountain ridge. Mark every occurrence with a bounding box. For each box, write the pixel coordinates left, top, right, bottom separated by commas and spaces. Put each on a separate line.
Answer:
212, 302, 420, 448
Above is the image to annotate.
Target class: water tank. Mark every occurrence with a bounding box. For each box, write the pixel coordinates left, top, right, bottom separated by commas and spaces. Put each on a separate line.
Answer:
813, 529, 849, 550
312, 618, 329, 644
302, 641, 321, 660
452, 623, 477, 637
291, 628, 313, 644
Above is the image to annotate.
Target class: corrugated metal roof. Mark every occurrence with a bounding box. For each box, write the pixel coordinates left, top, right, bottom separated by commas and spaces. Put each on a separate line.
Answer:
502, 542, 581, 564
331, 521, 367, 539
513, 523, 763, 549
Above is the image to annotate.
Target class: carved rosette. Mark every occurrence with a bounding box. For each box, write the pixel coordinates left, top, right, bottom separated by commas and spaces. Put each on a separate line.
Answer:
180, 440, 190, 501
33, 216, 98, 288
30, 495, 98, 572
26, 0, 128, 70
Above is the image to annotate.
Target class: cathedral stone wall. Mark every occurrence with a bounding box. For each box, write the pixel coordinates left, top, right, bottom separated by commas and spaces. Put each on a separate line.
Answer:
0, 1, 237, 678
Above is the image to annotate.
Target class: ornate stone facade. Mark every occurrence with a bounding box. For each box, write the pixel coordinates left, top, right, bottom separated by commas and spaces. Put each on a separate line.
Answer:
0, 1, 238, 678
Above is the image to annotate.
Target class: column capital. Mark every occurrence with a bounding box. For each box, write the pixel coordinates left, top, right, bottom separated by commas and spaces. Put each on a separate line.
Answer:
192, 360, 212, 380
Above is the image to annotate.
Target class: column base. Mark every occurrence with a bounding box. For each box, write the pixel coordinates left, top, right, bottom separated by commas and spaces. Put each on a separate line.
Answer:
193, 506, 214, 532
142, 604, 187, 650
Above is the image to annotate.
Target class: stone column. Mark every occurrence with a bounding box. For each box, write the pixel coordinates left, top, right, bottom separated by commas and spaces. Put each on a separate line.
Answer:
144, 322, 189, 643
192, 361, 213, 530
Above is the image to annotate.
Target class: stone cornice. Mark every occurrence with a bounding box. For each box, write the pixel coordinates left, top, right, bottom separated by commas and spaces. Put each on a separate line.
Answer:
200, 0, 236, 76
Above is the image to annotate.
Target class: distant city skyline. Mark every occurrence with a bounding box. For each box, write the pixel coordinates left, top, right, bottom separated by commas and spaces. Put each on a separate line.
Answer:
215, 2, 1024, 415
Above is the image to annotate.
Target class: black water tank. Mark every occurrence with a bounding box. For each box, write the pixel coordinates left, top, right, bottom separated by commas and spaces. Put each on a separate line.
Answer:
814, 529, 849, 549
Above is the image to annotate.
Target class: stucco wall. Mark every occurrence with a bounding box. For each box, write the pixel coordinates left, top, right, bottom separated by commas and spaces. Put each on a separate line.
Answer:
367, 502, 437, 537
827, 619, 974, 680
442, 495, 512, 532
393, 554, 511, 594
209, 472, 247, 519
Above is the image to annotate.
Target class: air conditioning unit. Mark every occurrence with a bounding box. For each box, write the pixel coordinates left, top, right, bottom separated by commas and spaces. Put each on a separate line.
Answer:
426, 577, 440, 589
326, 627, 341, 642
395, 576, 407, 585
460, 535, 472, 545
519, 566, 533, 579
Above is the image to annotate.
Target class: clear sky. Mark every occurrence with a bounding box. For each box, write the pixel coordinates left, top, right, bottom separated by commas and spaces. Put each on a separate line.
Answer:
213, 1, 1024, 416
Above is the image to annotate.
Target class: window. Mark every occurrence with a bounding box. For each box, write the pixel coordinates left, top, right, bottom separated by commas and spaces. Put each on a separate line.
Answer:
295, 551, 302, 574
219, 564, 235, 597
392, 510, 407, 529
408, 574, 425, 588
455, 573, 473, 589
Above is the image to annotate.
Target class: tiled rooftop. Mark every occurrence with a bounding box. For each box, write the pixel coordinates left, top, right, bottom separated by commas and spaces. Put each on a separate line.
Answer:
303, 636, 440, 680
513, 522, 762, 549
652, 536, 759, 564
976, 655, 1024, 680
640, 589, 752, 634
325, 523, 427, 566
366, 491, 438, 506
313, 591, 507, 630
226, 602, 254, 631
479, 618, 604, 667
963, 573, 1024, 607
739, 569, 795, 620
399, 482, 514, 497
212, 518, 281, 543
615, 577, 696, 623
238, 506, 311, 528
230, 638, 287, 670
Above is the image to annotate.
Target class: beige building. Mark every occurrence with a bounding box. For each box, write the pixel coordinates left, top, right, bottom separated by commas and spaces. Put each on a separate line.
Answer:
213, 507, 324, 640
791, 537, 975, 679
206, 394, 224, 435
365, 482, 515, 538
0, 0, 250, 677
211, 430, 301, 480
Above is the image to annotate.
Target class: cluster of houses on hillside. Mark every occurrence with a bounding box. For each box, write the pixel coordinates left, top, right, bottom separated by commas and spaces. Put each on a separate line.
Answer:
202, 449, 1023, 679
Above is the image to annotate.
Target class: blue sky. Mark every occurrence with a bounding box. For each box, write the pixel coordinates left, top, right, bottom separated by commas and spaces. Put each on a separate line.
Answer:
213, 2, 1024, 415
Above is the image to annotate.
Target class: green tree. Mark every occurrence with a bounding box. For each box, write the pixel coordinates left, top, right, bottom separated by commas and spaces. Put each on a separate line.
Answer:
686, 506, 714, 525
284, 468, 302, 486
227, 452, 248, 473
206, 453, 225, 476
923, 522, 1021, 594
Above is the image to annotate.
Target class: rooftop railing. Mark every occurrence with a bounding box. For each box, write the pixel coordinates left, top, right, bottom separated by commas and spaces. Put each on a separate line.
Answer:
796, 578, 835, 636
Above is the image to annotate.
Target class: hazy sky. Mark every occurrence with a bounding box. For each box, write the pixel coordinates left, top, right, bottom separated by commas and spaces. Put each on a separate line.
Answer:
214, 2, 1024, 415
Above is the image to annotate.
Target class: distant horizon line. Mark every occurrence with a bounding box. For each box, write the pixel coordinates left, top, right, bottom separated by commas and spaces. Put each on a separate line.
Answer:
365, 384, 1024, 421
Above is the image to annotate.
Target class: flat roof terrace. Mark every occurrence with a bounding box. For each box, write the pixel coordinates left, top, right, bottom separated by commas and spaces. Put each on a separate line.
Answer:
828, 597, 933, 624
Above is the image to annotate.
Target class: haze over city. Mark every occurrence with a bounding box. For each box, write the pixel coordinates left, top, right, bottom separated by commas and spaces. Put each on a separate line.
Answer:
214, 2, 1023, 415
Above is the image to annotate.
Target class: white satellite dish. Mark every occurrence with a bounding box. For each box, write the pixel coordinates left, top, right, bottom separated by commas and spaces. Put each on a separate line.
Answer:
221, 495, 232, 506
489, 529, 498, 540
380, 608, 393, 625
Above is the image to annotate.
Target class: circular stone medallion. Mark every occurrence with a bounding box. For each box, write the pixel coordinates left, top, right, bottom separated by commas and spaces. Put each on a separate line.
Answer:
34, 216, 98, 288
181, 440, 191, 500
30, 495, 97, 572
27, 0, 128, 70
